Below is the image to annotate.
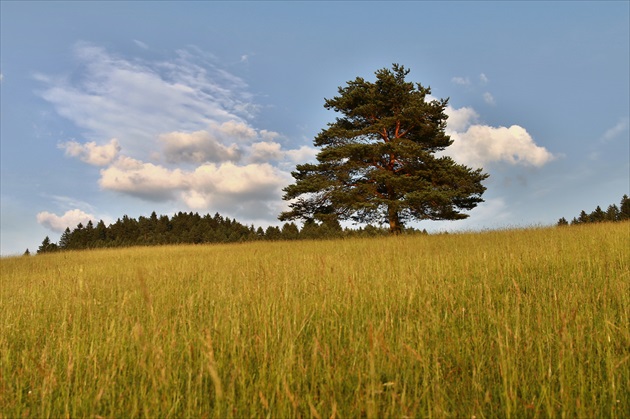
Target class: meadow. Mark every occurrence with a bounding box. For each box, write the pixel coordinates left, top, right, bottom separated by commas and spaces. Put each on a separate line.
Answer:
1, 222, 628, 418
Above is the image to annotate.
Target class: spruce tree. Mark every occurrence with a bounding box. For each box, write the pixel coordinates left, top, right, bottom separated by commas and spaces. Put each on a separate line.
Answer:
620, 194, 630, 221
605, 204, 620, 222
590, 206, 605, 223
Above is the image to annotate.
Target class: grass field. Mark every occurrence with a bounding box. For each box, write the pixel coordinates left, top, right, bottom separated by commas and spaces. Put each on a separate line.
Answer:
1, 222, 629, 418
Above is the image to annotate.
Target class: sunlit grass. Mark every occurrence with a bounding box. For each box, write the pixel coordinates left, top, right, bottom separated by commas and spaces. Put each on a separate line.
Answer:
1, 223, 629, 417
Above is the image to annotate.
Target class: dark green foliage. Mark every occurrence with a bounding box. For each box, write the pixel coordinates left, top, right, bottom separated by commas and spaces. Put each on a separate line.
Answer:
279, 64, 489, 233
37, 209, 433, 254
605, 204, 620, 222
37, 236, 58, 254
590, 206, 605, 223
559, 194, 630, 226
620, 194, 630, 220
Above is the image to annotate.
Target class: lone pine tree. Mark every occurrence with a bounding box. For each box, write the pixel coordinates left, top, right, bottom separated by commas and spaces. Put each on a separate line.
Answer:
279, 64, 489, 233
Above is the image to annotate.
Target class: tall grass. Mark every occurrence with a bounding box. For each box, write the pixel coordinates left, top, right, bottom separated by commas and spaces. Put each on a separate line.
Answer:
1, 223, 628, 417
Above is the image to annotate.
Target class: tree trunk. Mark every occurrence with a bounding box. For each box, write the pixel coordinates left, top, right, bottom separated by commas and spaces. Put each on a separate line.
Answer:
388, 205, 402, 235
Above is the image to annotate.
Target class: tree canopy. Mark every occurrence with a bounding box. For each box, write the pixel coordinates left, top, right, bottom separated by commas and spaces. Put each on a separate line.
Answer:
558, 194, 630, 226
279, 64, 489, 233
35, 210, 430, 254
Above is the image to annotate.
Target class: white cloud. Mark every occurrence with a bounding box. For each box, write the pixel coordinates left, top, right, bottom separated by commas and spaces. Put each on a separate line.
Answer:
99, 156, 187, 201
441, 100, 554, 168
37, 209, 95, 232
211, 120, 258, 141
188, 162, 287, 198
249, 141, 284, 163
479, 73, 489, 84
248, 141, 318, 164
98, 154, 289, 218
445, 124, 555, 168
260, 129, 280, 142
36, 42, 255, 157
160, 130, 241, 164
59, 138, 120, 166
599, 117, 629, 143
444, 105, 479, 132
451, 76, 471, 86
284, 145, 319, 163
34, 43, 312, 222
483, 92, 495, 105
184, 162, 290, 219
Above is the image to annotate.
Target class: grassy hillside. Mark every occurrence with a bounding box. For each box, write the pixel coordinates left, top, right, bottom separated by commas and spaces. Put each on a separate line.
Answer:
1, 223, 629, 418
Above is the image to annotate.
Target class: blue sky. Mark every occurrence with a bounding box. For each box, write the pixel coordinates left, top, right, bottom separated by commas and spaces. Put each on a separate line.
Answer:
1, 1, 628, 255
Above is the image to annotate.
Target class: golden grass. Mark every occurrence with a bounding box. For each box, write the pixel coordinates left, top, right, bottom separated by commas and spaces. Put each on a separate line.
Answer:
1, 222, 629, 417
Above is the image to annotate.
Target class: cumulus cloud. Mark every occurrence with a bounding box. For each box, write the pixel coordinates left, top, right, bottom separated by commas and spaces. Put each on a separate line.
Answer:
211, 120, 258, 141
37, 209, 95, 232
440, 101, 555, 168
260, 129, 280, 141
160, 130, 241, 164
35, 43, 318, 222
444, 105, 479, 132
284, 145, 319, 163
99, 156, 187, 201
445, 125, 555, 168
247, 141, 319, 164
183, 162, 290, 219
59, 138, 120, 166
98, 154, 289, 219
479, 73, 489, 84
249, 141, 284, 163
188, 162, 287, 199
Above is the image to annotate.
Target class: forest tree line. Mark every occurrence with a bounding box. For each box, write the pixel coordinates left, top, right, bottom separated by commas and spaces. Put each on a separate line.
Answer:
35, 211, 427, 254
557, 194, 630, 226
32, 194, 629, 255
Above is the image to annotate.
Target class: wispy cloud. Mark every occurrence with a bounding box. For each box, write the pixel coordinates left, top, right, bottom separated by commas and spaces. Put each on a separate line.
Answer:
35, 43, 312, 222
452, 73, 496, 105
35, 43, 255, 153
599, 117, 629, 143
133, 39, 149, 49
451, 76, 471, 86
482, 92, 495, 105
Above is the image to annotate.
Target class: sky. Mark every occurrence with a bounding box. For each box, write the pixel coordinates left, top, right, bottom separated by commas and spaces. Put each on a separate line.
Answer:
1, 1, 628, 256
